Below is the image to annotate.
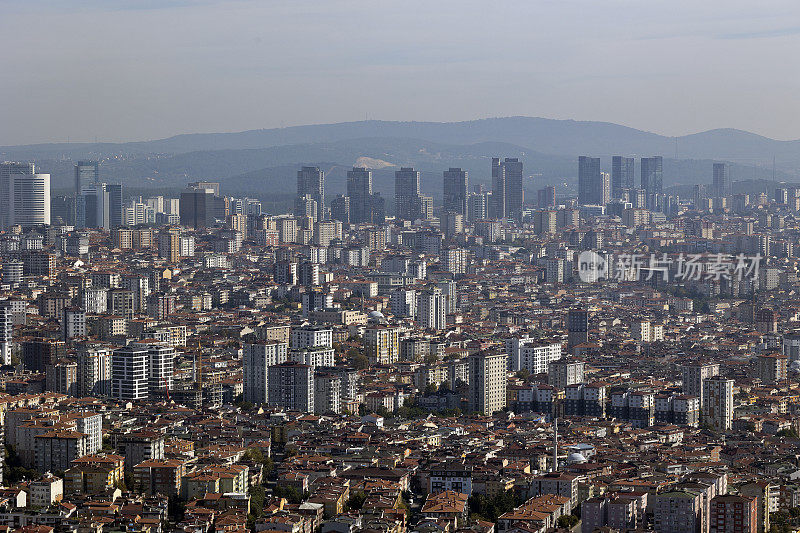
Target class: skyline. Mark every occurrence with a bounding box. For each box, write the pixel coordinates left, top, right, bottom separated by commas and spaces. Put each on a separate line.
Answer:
3, 0, 800, 145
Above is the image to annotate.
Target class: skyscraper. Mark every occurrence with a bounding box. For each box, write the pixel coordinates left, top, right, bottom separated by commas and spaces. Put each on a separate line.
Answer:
346, 167, 373, 224
141, 342, 174, 398
330, 195, 350, 224
538, 185, 556, 208
243, 342, 289, 404
601, 171, 611, 206
611, 156, 635, 198
682, 362, 719, 407
74, 161, 99, 228
712, 162, 728, 198
492, 157, 523, 220
503, 158, 524, 220
416, 289, 446, 331
443, 168, 469, 217
179, 185, 216, 229
702, 375, 734, 431
567, 308, 589, 349
92, 183, 111, 230
394, 167, 422, 221
468, 352, 507, 415
77, 347, 112, 397
641, 156, 663, 208
7, 172, 50, 227
491, 157, 506, 219
296, 166, 325, 222
0, 162, 35, 229
268, 361, 314, 413
578, 156, 602, 206
111, 346, 150, 401
107, 184, 123, 229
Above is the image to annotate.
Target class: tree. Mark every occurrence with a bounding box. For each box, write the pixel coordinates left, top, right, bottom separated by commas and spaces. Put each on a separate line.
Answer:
347, 491, 367, 511
395, 402, 429, 420
557, 514, 578, 528
4, 445, 39, 484
168, 495, 186, 522
424, 383, 439, 395
262, 457, 275, 476
244, 448, 265, 463
515, 369, 531, 380
273, 484, 305, 504
236, 400, 255, 411
250, 485, 266, 518
352, 354, 369, 370
468, 490, 519, 522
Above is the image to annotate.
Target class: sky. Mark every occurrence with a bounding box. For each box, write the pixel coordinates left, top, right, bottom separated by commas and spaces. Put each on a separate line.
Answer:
2, 0, 800, 145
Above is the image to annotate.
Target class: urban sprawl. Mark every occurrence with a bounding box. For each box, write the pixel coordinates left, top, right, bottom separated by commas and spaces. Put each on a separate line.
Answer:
0, 155, 797, 533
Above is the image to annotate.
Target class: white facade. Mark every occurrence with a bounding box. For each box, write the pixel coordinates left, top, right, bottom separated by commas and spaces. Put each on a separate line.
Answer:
682, 363, 719, 406
112, 347, 149, 401
702, 376, 734, 431
137, 343, 174, 397
29, 477, 63, 508
416, 289, 446, 331
9, 173, 50, 227
62, 308, 86, 340
442, 248, 469, 275
77, 347, 112, 397
243, 342, 289, 404
74, 413, 103, 454
0, 162, 35, 229
289, 347, 335, 367
290, 326, 332, 349
179, 235, 195, 257
549, 360, 585, 389
468, 352, 507, 415
0, 302, 11, 365
505, 338, 562, 374
390, 289, 416, 318
314, 373, 341, 414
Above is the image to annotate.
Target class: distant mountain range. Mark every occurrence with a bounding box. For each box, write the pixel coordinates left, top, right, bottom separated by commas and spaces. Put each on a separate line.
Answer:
1, 117, 797, 209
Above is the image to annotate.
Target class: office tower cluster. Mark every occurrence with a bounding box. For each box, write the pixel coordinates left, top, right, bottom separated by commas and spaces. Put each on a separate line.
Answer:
73, 161, 125, 230
394, 167, 432, 222
344, 167, 385, 224
296, 166, 325, 222
577, 155, 664, 212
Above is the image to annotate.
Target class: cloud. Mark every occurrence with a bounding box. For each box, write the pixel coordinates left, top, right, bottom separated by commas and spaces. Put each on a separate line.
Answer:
717, 26, 800, 40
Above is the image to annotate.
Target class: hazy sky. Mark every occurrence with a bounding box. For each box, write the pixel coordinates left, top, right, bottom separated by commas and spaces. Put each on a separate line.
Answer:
3, 0, 800, 145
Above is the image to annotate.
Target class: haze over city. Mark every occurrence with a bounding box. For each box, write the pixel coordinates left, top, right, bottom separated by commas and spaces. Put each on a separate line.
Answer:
4, 3, 800, 533
3, 0, 800, 145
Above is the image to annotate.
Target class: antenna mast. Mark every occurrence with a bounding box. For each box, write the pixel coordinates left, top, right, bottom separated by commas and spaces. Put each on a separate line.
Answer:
552, 417, 559, 472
